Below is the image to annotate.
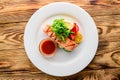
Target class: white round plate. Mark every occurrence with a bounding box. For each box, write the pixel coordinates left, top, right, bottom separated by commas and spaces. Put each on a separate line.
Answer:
24, 2, 98, 77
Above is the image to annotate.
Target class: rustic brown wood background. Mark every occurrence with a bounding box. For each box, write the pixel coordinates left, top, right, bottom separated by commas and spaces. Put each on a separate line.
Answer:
0, 0, 120, 80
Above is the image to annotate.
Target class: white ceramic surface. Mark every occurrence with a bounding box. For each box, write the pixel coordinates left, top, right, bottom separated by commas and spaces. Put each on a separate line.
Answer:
24, 2, 98, 77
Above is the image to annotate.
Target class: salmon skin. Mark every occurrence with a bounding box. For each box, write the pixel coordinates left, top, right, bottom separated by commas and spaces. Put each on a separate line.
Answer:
43, 25, 78, 51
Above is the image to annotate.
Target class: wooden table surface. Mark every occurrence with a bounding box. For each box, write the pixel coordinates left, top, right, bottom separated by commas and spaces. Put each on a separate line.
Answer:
0, 0, 120, 80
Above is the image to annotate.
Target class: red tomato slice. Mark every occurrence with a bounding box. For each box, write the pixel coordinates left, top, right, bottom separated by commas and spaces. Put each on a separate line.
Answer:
70, 23, 79, 40
71, 23, 79, 33
70, 34, 76, 40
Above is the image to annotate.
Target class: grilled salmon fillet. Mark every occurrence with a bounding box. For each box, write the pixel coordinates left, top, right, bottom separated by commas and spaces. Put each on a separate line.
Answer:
43, 25, 78, 51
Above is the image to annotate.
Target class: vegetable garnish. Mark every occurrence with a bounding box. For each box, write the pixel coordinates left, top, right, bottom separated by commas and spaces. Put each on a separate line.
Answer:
43, 18, 83, 52
51, 19, 73, 42
70, 23, 79, 40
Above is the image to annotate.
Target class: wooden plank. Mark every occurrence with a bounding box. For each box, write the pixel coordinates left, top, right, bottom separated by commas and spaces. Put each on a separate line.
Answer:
0, 22, 25, 50
0, 68, 120, 80
0, 3, 120, 24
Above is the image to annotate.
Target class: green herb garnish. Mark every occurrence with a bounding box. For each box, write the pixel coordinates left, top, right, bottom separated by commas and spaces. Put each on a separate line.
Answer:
51, 19, 73, 42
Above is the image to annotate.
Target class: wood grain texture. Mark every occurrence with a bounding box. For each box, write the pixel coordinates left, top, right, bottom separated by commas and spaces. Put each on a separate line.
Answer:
0, 0, 120, 79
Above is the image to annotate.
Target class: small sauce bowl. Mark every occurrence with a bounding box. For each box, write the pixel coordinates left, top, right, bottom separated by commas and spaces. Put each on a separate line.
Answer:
39, 38, 57, 57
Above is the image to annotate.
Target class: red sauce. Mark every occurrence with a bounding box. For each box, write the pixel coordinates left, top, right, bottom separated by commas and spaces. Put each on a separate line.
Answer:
40, 39, 56, 55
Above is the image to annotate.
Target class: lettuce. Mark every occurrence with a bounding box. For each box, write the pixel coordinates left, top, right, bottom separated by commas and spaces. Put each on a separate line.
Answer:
51, 19, 72, 42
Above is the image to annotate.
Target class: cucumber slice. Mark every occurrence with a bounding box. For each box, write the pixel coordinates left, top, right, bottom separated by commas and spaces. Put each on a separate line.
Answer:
63, 48, 71, 52
58, 45, 63, 49
58, 44, 71, 52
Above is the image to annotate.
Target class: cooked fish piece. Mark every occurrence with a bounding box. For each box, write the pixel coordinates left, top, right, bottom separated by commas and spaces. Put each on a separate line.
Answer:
56, 38, 78, 51
43, 25, 50, 32
44, 25, 78, 51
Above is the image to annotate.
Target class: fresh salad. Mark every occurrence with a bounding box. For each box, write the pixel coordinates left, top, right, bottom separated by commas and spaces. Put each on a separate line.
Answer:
43, 19, 82, 52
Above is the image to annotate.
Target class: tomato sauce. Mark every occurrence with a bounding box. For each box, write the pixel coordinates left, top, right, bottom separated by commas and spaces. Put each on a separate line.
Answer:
40, 39, 56, 55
